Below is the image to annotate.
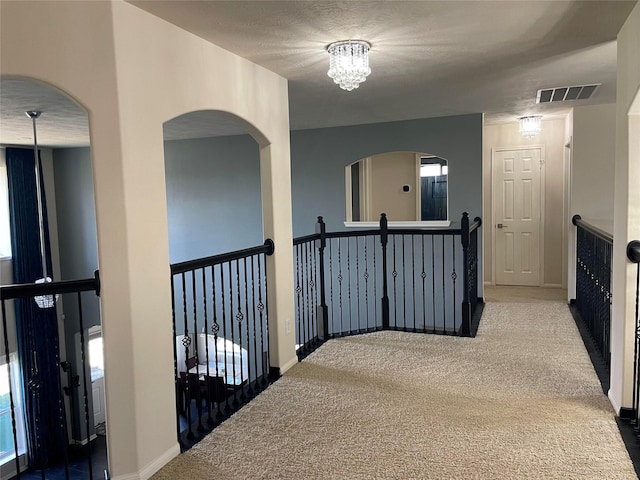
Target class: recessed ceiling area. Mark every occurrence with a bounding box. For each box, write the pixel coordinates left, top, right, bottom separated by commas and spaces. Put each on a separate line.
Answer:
1, 1, 636, 147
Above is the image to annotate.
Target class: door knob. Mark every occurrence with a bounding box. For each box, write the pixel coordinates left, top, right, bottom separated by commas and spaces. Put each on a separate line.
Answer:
497, 223, 504, 229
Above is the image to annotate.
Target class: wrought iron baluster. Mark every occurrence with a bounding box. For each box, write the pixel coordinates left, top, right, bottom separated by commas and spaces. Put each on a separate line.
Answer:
1, 300, 21, 479
431, 235, 436, 333
364, 236, 370, 331
411, 234, 416, 332
261, 252, 270, 385
441, 234, 446, 334
229, 261, 239, 406
420, 235, 426, 333
347, 237, 352, 334
191, 270, 204, 432
451, 235, 457, 334
210, 265, 223, 421
392, 234, 398, 328
295, 244, 302, 352
77, 292, 93, 479
243, 257, 253, 398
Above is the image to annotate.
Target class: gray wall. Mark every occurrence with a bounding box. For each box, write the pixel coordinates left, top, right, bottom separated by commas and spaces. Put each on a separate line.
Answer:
53, 146, 100, 441
290, 114, 484, 235
164, 135, 262, 263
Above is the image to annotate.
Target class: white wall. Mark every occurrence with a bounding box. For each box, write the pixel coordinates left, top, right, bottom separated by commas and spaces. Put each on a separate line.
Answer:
0, 2, 293, 479
610, 2, 640, 414
483, 118, 567, 287
567, 104, 616, 300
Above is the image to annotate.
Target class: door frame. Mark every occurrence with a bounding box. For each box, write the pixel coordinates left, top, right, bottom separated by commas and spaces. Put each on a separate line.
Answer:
491, 145, 546, 286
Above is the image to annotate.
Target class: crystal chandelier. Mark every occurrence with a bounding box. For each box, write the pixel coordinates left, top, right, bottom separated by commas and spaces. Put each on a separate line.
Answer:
327, 40, 371, 91
519, 116, 542, 138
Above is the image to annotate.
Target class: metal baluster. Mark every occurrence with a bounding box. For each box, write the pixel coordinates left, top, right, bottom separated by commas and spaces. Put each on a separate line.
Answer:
229, 261, 239, 406
328, 239, 334, 337
431, 235, 436, 334
304, 242, 311, 348
1, 300, 21, 479
356, 238, 361, 333
452, 235, 457, 334
411, 235, 416, 332
402, 234, 407, 331
210, 265, 223, 422
170, 274, 181, 443
392, 234, 398, 329
364, 237, 369, 332
338, 239, 344, 335
250, 257, 259, 393
312, 241, 319, 344
77, 293, 93, 479
373, 235, 378, 329
441, 234, 446, 334
201, 268, 213, 426
191, 271, 204, 432
257, 254, 267, 386
235, 259, 246, 402
296, 244, 303, 352
219, 265, 231, 413
421, 235, 426, 333
261, 252, 271, 384
347, 237, 352, 334
180, 272, 194, 438
243, 257, 253, 398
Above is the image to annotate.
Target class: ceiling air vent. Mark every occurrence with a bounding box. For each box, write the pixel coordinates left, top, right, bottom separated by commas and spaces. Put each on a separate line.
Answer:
536, 84, 601, 103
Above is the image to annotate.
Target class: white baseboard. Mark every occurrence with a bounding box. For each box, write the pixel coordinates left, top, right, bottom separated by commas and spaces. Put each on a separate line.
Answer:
543, 283, 563, 288
608, 390, 622, 415
110, 442, 180, 480
73, 433, 97, 446
139, 443, 181, 480
280, 355, 299, 375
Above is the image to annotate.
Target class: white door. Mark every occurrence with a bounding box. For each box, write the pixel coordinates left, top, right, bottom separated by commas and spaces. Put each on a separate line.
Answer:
493, 148, 542, 286
92, 376, 106, 426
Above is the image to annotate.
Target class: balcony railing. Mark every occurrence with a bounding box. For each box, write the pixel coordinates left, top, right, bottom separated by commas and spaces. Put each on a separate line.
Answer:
570, 215, 613, 387
294, 212, 484, 358
170, 240, 274, 450
0, 272, 103, 479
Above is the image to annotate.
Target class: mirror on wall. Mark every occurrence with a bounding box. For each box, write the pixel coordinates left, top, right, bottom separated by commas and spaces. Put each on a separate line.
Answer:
345, 151, 448, 224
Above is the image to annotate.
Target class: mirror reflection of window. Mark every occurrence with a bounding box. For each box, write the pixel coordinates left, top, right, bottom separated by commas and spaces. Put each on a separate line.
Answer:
419, 156, 448, 221
346, 151, 448, 223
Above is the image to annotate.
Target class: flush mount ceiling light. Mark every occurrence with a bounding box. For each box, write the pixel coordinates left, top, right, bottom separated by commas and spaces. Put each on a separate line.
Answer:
519, 116, 542, 138
327, 40, 371, 91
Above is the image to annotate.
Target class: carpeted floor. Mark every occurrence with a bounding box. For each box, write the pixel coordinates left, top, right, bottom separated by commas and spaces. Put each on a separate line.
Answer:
152, 297, 636, 479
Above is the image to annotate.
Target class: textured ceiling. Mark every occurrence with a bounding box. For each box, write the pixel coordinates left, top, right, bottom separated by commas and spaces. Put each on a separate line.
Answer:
1, 1, 636, 147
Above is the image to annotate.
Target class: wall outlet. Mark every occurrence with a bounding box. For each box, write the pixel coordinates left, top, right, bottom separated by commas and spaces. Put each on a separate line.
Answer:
285, 318, 291, 334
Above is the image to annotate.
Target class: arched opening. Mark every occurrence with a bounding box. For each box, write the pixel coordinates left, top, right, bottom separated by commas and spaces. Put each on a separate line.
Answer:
345, 151, 449, 225
0, 76, 105, 477
163, 109, 273, 448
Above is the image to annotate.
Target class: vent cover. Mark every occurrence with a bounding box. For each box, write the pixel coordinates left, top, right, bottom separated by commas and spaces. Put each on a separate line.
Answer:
536, 84, 601, 103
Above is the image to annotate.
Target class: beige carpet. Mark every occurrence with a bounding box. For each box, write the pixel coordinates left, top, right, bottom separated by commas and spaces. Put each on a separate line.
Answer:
153, 299, 636, 479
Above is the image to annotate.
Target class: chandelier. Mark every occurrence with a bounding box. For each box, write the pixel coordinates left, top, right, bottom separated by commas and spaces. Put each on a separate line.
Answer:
327, 40, 371, 91
519, 116, 542, 138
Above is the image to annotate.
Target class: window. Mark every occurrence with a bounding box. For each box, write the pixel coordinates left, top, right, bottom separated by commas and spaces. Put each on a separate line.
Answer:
0, 149, 11, 259
88, 327, 104, 382
0, 356, 26, 467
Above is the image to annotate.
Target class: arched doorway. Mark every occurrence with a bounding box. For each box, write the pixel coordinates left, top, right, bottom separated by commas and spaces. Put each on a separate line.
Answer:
0, 76, 105, 477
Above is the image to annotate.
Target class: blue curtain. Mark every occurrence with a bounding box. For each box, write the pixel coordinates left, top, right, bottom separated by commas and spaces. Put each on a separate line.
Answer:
6, 147, 67, 467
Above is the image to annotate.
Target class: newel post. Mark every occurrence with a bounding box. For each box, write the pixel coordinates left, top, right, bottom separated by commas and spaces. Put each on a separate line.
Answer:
460, 212, 471, 337
380, 213, 390, 330
316, 216, 329, 339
